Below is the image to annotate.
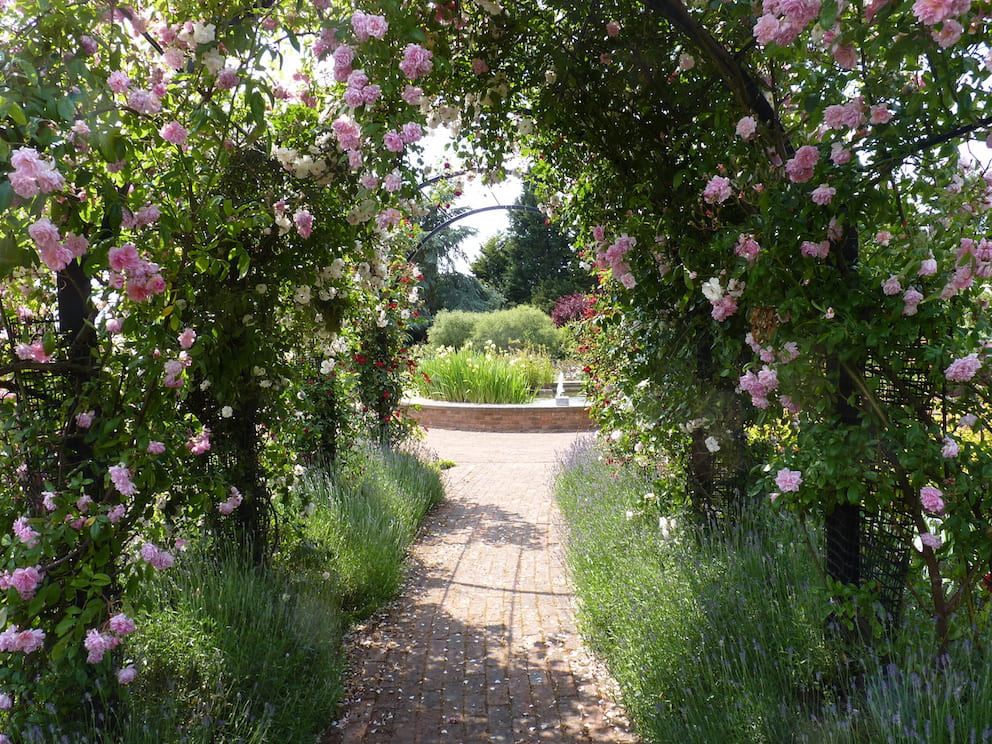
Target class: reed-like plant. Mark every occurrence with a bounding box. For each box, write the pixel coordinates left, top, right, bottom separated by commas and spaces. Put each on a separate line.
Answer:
412, 343, 554, 403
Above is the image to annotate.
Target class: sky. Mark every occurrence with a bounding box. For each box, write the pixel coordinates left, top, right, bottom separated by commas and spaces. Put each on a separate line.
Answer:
414, 128, 523, 273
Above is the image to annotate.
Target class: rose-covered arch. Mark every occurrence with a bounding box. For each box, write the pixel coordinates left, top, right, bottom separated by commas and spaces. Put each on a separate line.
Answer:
3, 0, 992, 732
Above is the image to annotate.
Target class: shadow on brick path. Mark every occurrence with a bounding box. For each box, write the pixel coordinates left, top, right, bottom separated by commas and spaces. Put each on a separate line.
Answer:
321, 430, 638, 744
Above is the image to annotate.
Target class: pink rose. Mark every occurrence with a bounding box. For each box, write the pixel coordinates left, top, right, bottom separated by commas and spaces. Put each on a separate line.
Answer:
869, 103, 893, 124
800, 240, 830, 259
109, 464, 137, 496
294, 210, 314, 239
811, 184, 836, 205
159, 121, 188, 146
400, 122, 423, 144
383, 130, 405, 153
108, 613, 136, 636
107, 71, 131, 93
881, 275, 902, 295
117, 665, 138, 684
941, 436, 959, 458
735, 116, 757, 141
775, 468, 803, 492
399, 43, 433, 80
920, 486, 945, 514
945, 353, 982, 382
12, 517, 39, 547
703, 175, 733, 204
902, 287, 924, 315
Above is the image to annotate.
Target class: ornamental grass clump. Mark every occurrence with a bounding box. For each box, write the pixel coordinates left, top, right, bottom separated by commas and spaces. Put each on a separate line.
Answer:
91, 546, 345, 744
292, 445, 443, 616
412, 344, 554, 404
553, 441, 992, 743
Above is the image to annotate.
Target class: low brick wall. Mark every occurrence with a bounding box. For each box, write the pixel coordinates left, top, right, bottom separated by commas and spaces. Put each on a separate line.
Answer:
401, 398, 596, 433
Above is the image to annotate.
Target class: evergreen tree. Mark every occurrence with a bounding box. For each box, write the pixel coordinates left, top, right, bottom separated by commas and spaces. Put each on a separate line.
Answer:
470, 181, 592, 310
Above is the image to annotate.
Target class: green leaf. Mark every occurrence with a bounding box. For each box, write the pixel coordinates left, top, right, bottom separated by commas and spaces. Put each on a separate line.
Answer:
819, 0, 838, 28
55, 615, 77, 638
248, 90, 266, 126
14, 57, 39, 84
50, 633, 72, 661
56, 96, 76, 122
97, 130, 127, 163
237, 250, 251, 279
80, 598, 102, 625
27, 581, 61, 616
0, 182, 13, 213
108, 201, 123, 232
0, 95, 27, 126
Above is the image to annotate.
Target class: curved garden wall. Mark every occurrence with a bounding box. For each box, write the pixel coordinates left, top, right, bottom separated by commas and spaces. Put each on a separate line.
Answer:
402, 397, 595, 433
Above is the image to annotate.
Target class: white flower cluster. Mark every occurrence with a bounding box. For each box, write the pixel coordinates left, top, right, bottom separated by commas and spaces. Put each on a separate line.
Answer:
272, 145, 335, 184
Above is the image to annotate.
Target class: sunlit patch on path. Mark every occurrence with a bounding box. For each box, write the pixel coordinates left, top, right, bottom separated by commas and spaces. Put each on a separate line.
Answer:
322, 429, 638, 744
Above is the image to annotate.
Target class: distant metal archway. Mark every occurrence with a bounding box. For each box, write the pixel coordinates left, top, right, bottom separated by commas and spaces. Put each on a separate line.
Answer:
415, 204, 543, 250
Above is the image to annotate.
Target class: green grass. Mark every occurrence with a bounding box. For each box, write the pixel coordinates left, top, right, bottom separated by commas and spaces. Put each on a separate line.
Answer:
412, 345, 554, 403
553, 440, 992, 744
48, 445, 444, 744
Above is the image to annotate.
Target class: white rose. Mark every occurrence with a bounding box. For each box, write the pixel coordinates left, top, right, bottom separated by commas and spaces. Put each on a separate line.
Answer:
201, 48, 225, 75
192, 22, 216, 45
701, 277, 723, 302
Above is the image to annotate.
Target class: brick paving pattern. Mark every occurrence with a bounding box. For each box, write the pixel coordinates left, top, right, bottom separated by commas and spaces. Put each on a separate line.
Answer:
322, 429, 638, 744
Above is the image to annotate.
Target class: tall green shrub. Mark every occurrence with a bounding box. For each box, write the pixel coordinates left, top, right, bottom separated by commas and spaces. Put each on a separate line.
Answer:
427, 309, 479, 349
470, 305, 562, 355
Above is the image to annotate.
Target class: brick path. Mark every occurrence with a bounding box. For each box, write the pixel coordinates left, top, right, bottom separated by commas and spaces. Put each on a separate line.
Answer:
322, 429, 638, 744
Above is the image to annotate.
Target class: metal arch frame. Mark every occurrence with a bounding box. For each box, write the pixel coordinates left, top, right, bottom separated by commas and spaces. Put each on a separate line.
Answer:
415, 204, 543, 249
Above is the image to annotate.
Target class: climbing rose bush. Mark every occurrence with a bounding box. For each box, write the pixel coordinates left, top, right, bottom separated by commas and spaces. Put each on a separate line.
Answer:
0, 0, 442, 734
402, 0, 992, 648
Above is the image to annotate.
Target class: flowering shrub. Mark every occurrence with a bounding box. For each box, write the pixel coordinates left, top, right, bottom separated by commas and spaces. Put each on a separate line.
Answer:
417, 0, 992, 649
0, 0, 437, 733
550, 292, 593, 327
